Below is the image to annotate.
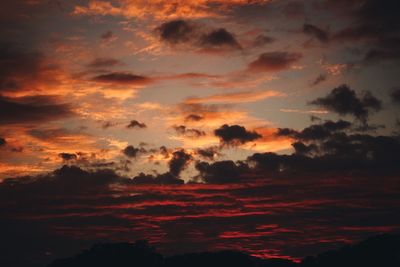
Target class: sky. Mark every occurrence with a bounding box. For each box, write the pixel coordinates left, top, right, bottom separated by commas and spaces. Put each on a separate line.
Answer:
1, 0, 400, 266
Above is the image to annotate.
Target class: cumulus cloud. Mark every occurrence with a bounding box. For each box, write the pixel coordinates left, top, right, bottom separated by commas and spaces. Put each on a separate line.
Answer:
277, 120, 352, 141
214, 124, 261, 145
173, 125, 205, 138
310, 84, 382, 124
127, 120, 147, 129
157, 19, 195, 44
168, 149, 192, 177
195, 160, 249, 183
156, 19, 242, 53
195, 146, 220, 160
123, 145, 146, 158
199, 28, 242, 51
58, 153, 78, 161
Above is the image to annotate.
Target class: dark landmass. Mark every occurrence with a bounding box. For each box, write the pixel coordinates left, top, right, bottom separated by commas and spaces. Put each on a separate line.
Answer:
48, 234, 400, 267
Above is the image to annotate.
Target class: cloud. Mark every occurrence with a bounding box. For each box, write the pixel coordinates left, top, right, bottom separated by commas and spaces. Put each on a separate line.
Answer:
0, 137, 6, 147
277, 120, 352, 141
199, 28, 242, 51
195, 160, 249, 183
168, 149, 192, 177
156, 19, 241, 53
73, 0, 272, 20
391, 88, 400, 104
184, 90, 283, 104
310, 84, 382, 124
47, 234, 400, 267
311, 74, 327, 86
247, 52, 302, 72
184, 114, 204, 122
92, 72, 153, 86
328, 0, 400, 63
173, 125, 205, 138
283, 1, 305, 19
0, 43, 61, 95
252, 34, 274, 47
102, 121, 118, 129
123, 145, 146, 158
214, 124, 261, 145
100, 30, 117, 42
0, 95, 73, 125
1, 159, 400, 266
303, 24, 329, 43
58, 153, 78, 161
195, 146, 220, 160
127, 120, 147, 129
130, 149, 191, 184
157, 19, 195, 44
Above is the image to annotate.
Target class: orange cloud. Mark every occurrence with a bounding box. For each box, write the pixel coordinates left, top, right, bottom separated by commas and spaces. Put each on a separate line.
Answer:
185, 90, 284, 104
73, 0, 272, 20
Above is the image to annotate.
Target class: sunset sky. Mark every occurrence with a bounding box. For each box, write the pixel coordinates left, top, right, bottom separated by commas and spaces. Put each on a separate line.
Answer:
1, 0, 400, 266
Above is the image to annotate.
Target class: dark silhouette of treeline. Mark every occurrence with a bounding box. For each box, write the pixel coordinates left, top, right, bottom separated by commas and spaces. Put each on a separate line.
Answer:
48, 234, 400, 267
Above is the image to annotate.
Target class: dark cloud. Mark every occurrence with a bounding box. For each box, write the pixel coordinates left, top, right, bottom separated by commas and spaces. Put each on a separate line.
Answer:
168, 149, 192, 177
277, 120, 352, 141
92, 72, 153, 85
123, 145, 146, 158
311, 74, 327, 86
0, 137, 6, 146
247, 52, 302, 72
195, 146, 220, 160
48, 234, 400, 267
310, 84, 382, 124
1, 160, 400, 266
159, 146, 169, 158
0, 43, 52, 93
329, 0, 400, 63
283, 1, 305, 19
131, 171, 184, 185
291, 141, 317, 156
195, 160, 249, 183
0, 95, 73, 125
262, 128, 400, 177
173, 125, 205, 138
58, 153, 77, 161
184, 114, 204, 122
391, 88, 400, 104
129, 148, 190, 183
252, 34, 274, 47
0, 165, 121, 196
156, 19, 241, 53
87, 58, 122, 68
303, 24, 329, 43
200, 28, 242, 51
214, 124, 261, 145
363, 37, 400, 63
127, 120, 147, 129
101, 30, 115, 41
157, 20, 195, 44
102, 121, 118, 129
